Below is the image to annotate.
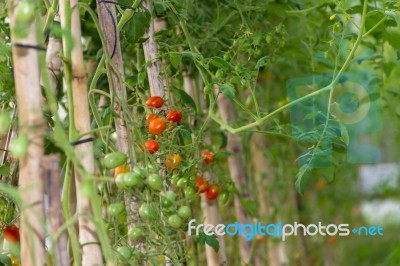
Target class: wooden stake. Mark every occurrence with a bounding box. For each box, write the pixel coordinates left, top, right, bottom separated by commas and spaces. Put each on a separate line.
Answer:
7, 0, 46, 264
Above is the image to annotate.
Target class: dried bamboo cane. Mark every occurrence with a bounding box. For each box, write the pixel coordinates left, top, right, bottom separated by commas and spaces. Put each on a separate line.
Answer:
59, 0, 103, 264
7, 0, 46, 265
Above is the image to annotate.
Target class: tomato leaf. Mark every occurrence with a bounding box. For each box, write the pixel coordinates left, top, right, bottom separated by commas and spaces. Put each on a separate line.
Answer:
172, 88, 197, 112
220, 83, 235, 99
0, 162, 10, 176
169, 53, 182, 69
209, 56, 233, 69
204, 234, 220, 253
123, 9, 151, 43
295, 165, 311, 195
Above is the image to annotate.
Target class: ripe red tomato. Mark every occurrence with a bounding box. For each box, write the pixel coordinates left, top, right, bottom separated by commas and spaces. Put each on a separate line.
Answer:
114, 164, 129, 178
3, 224, 20, 243
206, 184, 220, 200
166, 110, 183, 123
145, 96, 163, 108
165, 153, 181, 170
195, 176, 209, 194
146, 113, 158, 123
144, 139, 159, 154
148, 118, 167, 135
201, 150, 214, 164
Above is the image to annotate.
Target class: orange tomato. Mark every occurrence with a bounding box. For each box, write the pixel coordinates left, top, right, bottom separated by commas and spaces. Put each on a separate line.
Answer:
114, 164, 129, 178
148, 118, 167, 135
165, 153, 181, 170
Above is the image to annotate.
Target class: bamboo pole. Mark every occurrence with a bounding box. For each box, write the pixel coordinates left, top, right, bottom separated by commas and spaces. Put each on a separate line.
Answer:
7, 0, 46, 264
59, 0, 103, 264
216, 94, 252, 264
250, 134, 287, 266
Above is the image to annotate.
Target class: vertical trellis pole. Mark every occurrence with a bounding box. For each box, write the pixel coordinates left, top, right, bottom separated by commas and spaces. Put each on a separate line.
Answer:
6, 1, 46, 265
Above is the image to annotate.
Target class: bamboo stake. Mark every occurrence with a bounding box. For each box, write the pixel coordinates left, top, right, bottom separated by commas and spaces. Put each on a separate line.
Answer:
59, 0, 103, 264
250, 134, 287, 266
216, 94, 252, 264
43, 155, 69, 266
7, 0, 46, 264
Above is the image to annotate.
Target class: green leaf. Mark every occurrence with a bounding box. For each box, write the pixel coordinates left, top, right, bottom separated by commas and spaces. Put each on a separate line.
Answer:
0, 162, 10, 176
169, 53, 182, 69
209, 56, 233, 69
204, 234, 220, 253
172, 88, 197, 112
0, 255, 12, 266
339, 123, 349, 146
383, 62, 396, 77
384, 30, 400, 50
123, 10, 151, 43
220, 83, 235, 99
295, 165, 311, 195
240, 199, 258, 217
314, 167, 335, 183
255, 56, 271, 69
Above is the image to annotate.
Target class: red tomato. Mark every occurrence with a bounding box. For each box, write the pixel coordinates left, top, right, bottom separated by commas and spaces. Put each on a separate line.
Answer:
145, 96, 163, 108
201, 150, 214, 164
114, 164, 129, 178
206, 184, 220, 200
166, 110, 183, 123
145, 140, 159, 154
148, 118, 167, 135
165, 153, 181, 170
146, 113, 158, 123
195, 176, 209, 194
3, 224, 20, 243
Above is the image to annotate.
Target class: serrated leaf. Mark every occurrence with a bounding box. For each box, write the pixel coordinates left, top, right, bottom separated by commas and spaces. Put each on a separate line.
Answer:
220, 83, 235, 99
255, 56, 271, 69
172, 88, 197, 112
169, 53, 182, 69
315, 167, 335, 183
205, 234, 220, 253
295, 165, 311, 195
209, 56, 232, 69
123, 10, 151, 43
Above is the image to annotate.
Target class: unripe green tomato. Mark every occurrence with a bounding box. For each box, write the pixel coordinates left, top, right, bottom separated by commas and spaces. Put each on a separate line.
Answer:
147, 174, 163, 190
115, 174, 127, 189
139, 203, 157, 220
203, 84, 212, 94
10, 134, 29, 159
117, 246, 132, 260
0, 112, 11, 135
170, 174, 180, 185
128, 227, 144, 240
218, 191, 231, 205
103, 152, 128, 169
108, 203, 125, 216
123, 171, 143, 187
176, 178, 188, 188
168, 214, 183, 229
14, 1, 35, 24
161, 191, 176, 207
185, 187, 197, 198
177, 206, 191, 220
215, 69, 224, 79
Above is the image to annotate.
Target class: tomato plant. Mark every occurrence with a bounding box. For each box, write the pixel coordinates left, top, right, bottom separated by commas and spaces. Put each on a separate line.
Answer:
201, 150, 214, 164
166, 110, 183, 123
14, 1, 35, 24
195, 176, 209, 194
145, 96, 163, 108
103, 152, 128, 169
206, 184, 220, 201
165, 153, 181, 170
148, 117, 167, 135
144, 139, 159, 154
3, 224, 20, 243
